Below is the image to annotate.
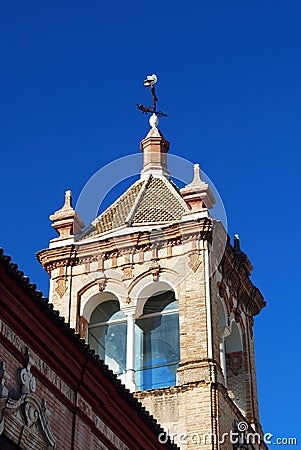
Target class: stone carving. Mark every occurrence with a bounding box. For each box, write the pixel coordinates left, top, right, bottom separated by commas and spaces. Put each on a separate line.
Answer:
0, 320, 74, 402
188, 252, 202, 273
98, 278, 107, 292
20, 351, 36, 394
0, 394, 56, 449
122, 265, 133, 280
55, 276, 67, 298
0, 358, 56, 449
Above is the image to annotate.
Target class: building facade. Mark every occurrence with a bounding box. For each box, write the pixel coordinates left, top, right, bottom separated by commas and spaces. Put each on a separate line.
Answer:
0, 248, 178, 450
37, 122, 267, 449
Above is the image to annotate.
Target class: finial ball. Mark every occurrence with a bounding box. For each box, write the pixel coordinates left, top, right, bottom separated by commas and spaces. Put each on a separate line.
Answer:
149, 113, 159, 128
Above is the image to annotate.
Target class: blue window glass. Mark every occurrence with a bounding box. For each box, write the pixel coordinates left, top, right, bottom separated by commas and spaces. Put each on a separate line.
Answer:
88, 300, 127, 380
135, 291, 180, 390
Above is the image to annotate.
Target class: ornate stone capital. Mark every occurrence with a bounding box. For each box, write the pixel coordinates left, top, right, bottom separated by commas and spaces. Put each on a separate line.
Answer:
219, 325, 231, 340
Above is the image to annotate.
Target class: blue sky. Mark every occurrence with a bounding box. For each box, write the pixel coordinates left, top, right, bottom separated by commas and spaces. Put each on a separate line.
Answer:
1, 0, 300, 444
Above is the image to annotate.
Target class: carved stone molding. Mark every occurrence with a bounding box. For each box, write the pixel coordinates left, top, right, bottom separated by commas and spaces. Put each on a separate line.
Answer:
122, 265, 133, 280
218, 244, 265, 317
0, 355, 56, 449
0, 394, 56, 449
98, 277, 107, 292
55, 276, 67, 298
20, 353, 36, 394
188, 252, 202, 273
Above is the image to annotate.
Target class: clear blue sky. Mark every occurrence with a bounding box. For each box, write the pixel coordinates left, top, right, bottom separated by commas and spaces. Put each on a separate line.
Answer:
1, 0, 300, 444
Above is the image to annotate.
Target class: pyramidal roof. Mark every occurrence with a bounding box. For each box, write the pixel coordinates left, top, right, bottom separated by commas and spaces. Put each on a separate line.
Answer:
79, 173, 188, 240
49, 121, 216, 245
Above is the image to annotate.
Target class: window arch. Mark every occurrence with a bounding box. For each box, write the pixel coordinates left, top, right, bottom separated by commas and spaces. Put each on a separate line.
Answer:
86, 286, 180, 392
88, 299, 127, 383
135, 290, 180, 391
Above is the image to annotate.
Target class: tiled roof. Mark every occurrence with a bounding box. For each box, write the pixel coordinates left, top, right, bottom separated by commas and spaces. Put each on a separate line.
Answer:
78, 175, 188, 240
131, 177, 186, 224
0, 248, 179, 450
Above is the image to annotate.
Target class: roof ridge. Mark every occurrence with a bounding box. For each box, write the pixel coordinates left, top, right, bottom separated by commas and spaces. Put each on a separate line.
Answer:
78, 178, 145, 240
125, 174, 152, 227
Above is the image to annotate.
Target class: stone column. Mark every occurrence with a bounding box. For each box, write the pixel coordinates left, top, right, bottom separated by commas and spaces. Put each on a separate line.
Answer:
219, 325, 231, 386
219, 337, 227, 386
124, 310, 137, 392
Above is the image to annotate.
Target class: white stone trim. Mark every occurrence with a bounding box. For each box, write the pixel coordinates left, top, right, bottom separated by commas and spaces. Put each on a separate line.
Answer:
82, 290, 120, 322
80, 278, 129, 319
124, 312, 137, 392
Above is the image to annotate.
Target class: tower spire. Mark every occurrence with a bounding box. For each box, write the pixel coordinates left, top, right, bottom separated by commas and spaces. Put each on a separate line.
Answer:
140, 127, 170, 178
137, 74, 170, 178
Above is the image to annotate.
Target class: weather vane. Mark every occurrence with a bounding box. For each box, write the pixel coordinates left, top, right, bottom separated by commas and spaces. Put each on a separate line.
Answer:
137, 74, 168, 128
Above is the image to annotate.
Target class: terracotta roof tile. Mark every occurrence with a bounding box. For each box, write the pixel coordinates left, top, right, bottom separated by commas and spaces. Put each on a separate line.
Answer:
78, 175, 188, 240
131, 177, 186, 224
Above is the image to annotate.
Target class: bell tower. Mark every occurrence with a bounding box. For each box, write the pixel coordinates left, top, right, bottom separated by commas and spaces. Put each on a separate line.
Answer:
37, 77, 267, 449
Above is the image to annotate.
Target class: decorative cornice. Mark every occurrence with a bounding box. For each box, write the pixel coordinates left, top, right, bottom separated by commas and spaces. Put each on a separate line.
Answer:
218, 242, 266, 317
37, 217, 213, 273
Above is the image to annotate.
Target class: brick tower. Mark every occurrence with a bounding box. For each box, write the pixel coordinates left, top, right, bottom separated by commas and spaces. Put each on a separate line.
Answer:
37, 116, 266, 449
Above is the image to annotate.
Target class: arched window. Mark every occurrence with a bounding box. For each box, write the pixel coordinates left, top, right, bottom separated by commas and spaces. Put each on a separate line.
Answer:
135, 291, 180, 391
86, 286, 180, 392
88, 300, 127, 383
225, 321, 246, 415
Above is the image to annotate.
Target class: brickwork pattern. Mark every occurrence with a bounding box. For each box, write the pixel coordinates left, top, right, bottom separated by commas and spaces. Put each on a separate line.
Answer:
38, 215, 266, 449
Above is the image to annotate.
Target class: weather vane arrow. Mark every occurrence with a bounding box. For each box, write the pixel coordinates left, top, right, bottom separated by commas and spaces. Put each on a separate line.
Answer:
137, 74, 169, 128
